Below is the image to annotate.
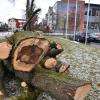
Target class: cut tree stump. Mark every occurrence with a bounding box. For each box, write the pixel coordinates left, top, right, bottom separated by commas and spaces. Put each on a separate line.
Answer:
11, 32, 50, 72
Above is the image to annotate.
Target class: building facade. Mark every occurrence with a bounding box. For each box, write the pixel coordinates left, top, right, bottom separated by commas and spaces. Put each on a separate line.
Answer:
45, 0, 100, 33
45, 0, 85, 33
8, 18, 26, 32
84, 3, 100, 32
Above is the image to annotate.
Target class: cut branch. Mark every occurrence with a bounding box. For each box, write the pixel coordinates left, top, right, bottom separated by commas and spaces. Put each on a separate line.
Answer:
47, 42, 63, 57
40, 57, 57, 69
0, 42, 12, 60
55, 61, 70, 73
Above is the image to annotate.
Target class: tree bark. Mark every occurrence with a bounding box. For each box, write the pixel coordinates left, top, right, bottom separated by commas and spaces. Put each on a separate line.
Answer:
55, 61, 70, 73
0, 60, 5, 98
8, 66, 90, 100
31, 67, 91, 100
47, 42, 63, 57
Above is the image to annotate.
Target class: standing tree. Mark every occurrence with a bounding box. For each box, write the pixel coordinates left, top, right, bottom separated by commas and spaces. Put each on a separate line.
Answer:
25, 0, 41, 31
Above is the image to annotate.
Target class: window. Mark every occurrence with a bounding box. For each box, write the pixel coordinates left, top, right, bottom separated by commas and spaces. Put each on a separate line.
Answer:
92, 9, 96, 16
89, 11, 91, 16
85, 11, 87, 15
85, 10, 91, 16
96, 10, 99, 16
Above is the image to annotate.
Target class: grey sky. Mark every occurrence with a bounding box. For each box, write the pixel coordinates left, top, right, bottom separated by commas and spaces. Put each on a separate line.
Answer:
0, 0, 100, 23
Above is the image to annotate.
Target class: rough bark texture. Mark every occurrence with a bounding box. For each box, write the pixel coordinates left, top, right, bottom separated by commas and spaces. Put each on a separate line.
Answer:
47, 42, 63, 58
13, 66, 91, 100
31, 67, 91, 100
0, 60, 5, 99
0, 60, 4, 90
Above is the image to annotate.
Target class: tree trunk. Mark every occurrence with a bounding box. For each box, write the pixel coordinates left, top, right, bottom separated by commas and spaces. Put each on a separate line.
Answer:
0, 32, 91, 100
0, 60, 5, 98
31, 67, 91, 100
14, 67, 91, 100
12, 31, 50, 72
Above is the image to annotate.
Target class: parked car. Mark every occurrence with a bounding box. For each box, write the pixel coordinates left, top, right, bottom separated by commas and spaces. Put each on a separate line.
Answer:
90, 32, 100, 42
75, 32, 93, 43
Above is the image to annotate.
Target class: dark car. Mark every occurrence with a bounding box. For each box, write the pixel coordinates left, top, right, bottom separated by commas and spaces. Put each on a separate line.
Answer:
90, 32, 100, 42
75, 32, 93, 43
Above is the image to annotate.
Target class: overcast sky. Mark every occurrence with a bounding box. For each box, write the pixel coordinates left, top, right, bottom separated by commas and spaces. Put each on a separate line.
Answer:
0, 0, 100, 23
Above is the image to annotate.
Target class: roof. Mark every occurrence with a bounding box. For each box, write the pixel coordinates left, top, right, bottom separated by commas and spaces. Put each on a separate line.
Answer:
85, 3, 100, 7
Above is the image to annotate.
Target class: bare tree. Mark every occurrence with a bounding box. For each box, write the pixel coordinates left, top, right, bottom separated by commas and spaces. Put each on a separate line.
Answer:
8, 0, 41, 31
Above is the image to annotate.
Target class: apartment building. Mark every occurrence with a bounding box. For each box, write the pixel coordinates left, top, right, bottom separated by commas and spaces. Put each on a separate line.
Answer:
84, 3, 100, 32
8, 18, 26, 31
45, 0, 100, 33
45, 0, 84, 33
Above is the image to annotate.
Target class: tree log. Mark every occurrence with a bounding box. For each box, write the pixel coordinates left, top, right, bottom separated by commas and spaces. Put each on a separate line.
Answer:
47, 42, 63, 57
0, 42, 12, 60
0, 60, 5, 98
30, 67, 91, 100
40, 57, 57, 69
11, 31, 50, 72
14, 67, 92, 100
55, 61, 70, 73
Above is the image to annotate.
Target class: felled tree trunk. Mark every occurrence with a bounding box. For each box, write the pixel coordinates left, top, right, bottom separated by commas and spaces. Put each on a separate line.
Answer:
14, 67, 92, 100
30, 67, 91, 100
0, 32, 91, 100
11, 31, 50, 72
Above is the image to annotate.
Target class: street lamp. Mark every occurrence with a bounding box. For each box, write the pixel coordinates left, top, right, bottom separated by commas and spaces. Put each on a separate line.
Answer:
66, 0, 69, 38
85, 0, 90, 45
73, 0, 78, 41
63, 15, 67, 38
